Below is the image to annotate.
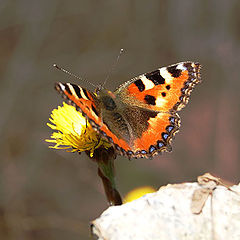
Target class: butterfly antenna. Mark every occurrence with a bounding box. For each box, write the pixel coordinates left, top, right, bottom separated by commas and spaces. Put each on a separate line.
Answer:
101, 48, 124, 88
53, 64, 97, 88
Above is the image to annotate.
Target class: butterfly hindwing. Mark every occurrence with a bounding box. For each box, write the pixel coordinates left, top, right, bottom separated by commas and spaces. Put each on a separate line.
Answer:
117, 108, 181, 157
94, 102, 181, 158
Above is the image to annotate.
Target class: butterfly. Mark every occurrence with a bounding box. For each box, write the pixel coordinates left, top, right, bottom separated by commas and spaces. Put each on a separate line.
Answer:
55, 61, 201, 159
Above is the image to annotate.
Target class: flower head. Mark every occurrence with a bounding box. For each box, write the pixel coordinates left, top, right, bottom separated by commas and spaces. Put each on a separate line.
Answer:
46, 102, 111, 157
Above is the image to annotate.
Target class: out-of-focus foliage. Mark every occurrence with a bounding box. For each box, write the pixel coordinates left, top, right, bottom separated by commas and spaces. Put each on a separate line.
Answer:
0, 1, 239, 239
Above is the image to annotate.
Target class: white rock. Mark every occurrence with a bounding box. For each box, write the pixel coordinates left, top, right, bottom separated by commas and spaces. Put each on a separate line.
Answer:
91, 177, 240, 240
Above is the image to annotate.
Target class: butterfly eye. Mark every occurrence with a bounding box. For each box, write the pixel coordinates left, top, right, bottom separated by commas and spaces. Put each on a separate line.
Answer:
102, 96, 116, 111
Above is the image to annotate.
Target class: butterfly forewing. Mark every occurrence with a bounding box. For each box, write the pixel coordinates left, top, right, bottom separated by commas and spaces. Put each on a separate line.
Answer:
55, 82, 102, 125
115, 62, 201, 112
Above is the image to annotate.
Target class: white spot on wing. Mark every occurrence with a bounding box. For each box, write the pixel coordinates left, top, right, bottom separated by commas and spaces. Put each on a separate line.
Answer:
66, 83, 78, 98
80, 87, 88, 100
176, 63, 187, 71
140, 75, 155, 90
159, 67, 173, 84
59, 82, 65, 90
156, 96, 167, 107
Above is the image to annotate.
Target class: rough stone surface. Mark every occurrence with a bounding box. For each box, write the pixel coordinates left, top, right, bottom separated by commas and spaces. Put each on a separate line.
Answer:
91, 180, 240, 240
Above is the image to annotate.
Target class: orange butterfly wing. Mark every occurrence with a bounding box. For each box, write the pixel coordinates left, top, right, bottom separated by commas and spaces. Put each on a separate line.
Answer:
113, 62, 201, 157
116, 62, 201, 112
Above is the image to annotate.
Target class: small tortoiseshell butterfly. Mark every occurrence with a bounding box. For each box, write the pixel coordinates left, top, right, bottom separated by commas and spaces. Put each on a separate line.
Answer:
55, 62, 201, 158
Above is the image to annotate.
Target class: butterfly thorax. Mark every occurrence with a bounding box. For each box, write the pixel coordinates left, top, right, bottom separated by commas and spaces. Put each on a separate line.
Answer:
96, 89, 130, 142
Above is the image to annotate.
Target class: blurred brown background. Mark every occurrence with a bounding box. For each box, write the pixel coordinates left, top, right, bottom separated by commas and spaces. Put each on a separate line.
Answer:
0, 0, 239, 239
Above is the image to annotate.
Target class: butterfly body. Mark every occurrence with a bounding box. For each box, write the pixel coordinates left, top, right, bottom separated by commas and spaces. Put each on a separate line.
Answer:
55, 61, 201, 158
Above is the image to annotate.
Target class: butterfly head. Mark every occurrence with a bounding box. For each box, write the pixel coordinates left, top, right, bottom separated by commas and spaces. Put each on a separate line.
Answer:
94, 87, 117, 112
95, 83, 115, 98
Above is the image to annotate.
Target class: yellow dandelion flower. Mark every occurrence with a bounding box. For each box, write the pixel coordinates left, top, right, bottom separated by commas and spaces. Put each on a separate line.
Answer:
124, 186, 156, 203
46, 102, 111, 157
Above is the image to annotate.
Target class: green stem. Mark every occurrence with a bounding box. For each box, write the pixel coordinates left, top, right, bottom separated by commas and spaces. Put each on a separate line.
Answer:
87, 147, 122, 206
